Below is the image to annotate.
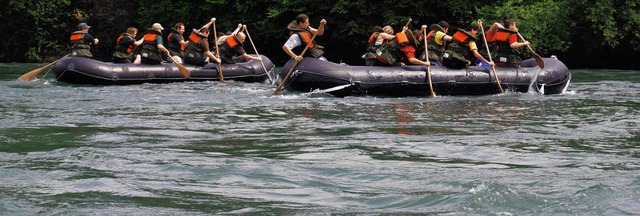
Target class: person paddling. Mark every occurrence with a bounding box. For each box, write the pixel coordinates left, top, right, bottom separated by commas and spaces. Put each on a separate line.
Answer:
282, 14, 327, 61
70, 22, 99, 58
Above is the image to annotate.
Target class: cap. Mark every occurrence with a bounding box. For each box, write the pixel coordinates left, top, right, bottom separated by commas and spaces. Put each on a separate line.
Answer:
77, 22, 91, 29
151, 23, 164, 31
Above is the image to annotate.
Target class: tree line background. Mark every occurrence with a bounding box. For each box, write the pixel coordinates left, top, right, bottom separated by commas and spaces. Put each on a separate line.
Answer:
2, 0, 639, 69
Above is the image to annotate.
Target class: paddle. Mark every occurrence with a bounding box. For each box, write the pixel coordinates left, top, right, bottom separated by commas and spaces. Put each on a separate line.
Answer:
478, 19, 504, 93
212, 18, 224, 82
166, 53, 190, 78
272, 22, 325, 95
423, 28, 435, 97
517, 32, 544, 69
244, 26, 274, 84
18, 54, 70, 81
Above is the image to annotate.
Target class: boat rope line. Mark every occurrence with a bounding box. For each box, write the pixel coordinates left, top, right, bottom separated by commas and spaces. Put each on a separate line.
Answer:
38, 67, 55, 80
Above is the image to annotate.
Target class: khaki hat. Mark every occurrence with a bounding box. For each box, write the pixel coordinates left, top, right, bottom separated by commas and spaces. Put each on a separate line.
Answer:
151, 23, 164, 31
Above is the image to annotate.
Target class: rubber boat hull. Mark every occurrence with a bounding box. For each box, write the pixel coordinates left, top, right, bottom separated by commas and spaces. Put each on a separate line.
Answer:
278, 57, 571, 97
53, 55, 274, 85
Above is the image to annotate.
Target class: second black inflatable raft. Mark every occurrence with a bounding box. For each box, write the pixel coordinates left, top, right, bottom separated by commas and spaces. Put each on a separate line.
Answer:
278, 57, 571, 97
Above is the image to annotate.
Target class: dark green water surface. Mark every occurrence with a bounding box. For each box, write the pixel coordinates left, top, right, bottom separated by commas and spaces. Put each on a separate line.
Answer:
1, 63, 638, 215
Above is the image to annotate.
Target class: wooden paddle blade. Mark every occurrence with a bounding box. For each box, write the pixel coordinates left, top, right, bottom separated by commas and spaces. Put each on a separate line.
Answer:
18, 56, 64, 81
18, 64, 52, 81
166, 54, 190, 78
176, 62, 190, 78
517, 32, 544, 69
531, 50, 545, 69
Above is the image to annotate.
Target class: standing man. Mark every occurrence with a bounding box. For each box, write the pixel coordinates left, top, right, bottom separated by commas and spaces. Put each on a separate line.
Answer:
70, 22, 99, 58
112, 27, 143, 63
282, 14, 327, 61
166, 22, 188, 63
140, 23, 170, 65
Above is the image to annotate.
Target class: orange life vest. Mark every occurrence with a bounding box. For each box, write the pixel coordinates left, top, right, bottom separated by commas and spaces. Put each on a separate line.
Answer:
395, 32, 410, 47
116, 34, 134, 53
167, 32, 186, 51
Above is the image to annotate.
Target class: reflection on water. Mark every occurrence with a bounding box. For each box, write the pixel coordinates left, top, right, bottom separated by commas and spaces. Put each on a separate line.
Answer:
0, 65, 639, 214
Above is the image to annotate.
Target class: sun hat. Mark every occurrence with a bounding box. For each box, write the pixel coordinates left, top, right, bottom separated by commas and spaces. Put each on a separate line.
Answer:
151, 23, 164, 31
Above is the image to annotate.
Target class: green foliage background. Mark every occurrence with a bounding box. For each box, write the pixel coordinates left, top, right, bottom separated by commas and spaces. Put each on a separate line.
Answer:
2, 0, 639, 68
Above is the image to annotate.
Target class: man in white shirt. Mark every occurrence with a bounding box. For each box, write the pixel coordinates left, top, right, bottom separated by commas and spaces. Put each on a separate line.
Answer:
282, 14, 327, 61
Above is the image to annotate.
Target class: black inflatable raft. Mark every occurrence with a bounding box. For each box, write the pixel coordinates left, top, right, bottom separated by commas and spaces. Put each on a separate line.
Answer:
53, 55, 275, 85
278, 57, 571, 96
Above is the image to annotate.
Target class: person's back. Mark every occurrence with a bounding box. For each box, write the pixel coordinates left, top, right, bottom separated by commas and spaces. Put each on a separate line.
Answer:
184, 29, 210, 66
364, 25, 396, 66
140, 23, 168, 65
442, 27, 477, 69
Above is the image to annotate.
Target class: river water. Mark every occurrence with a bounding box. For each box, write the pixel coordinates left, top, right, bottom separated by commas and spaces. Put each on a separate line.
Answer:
1, 63, 639, 215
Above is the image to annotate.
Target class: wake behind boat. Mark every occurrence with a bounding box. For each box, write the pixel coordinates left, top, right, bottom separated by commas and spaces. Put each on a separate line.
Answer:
53, 55, 275, 85
278, 57, 571, 97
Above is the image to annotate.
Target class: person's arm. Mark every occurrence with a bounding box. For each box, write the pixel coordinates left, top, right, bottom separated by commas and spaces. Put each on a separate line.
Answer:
133, 38, 143, 46
200, 18, 216, 31
242, 53, 261, 61
408, 57, 430, 66
442, 33, 453, 42
379, 32, 395, 40
282, 34, 302, 61
472, 49, 494, 66
203, 41, 221, 63
489, 22, 503, 33
509, 35, 530, 49
157, 44, 170, 55
179, 36, 188, 46
316, 19, 327, 36
205, 51, 221, 63
231, 23, 243, 36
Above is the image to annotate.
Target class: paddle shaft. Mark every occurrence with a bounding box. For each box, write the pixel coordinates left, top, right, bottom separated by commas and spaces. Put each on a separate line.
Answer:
213, 21, 224, 82
272, 22, 325, 95
18, 54, 71, 81
478, 20, 504, 93
517, 32, 544, 69
244, 28, 273, 83
423, 28, 435, 97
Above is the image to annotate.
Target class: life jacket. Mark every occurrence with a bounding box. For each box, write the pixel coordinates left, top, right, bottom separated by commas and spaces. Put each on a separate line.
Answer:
113, 33, 135, 60
287, 21, 324, 58
184, 29, 208, 65
218, 35, 243, 64
140, 29, 164, 62
69, 31, 92, 57
494, 27, 518, 55
166, 28, 186, 58
442, 29, 477, 69
367, 32, 391, 51
116, 33, 134, 53
395, 32, 411, 47
426, 24, 447, 62
491, 27, 526, 65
